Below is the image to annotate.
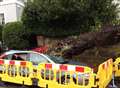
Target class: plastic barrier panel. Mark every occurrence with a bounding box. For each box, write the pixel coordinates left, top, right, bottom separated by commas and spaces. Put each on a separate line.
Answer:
37, 63, 97, 88
0, 58, 117, 88
96, 59, 113, 88
114, 57, 120, 77
0, 59, 34, 86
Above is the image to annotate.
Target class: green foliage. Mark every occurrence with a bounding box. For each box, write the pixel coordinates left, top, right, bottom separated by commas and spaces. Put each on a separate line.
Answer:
22, 0, 119, 37
88, 0, 119, 24
2, 22, 30, 50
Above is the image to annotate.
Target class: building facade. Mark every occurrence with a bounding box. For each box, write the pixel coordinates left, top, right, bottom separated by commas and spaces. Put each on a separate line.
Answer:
0, 0, 26, 24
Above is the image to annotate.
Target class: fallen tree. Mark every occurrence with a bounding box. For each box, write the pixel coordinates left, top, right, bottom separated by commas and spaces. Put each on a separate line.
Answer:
63, 25, 120, 58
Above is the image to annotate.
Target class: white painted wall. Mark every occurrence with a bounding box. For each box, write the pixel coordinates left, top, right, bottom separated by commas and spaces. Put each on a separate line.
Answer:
0, 4, 17, 23
0, 0, 25, 24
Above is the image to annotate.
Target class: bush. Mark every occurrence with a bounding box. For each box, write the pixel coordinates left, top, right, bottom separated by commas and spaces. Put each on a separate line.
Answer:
2, 22, 30, 50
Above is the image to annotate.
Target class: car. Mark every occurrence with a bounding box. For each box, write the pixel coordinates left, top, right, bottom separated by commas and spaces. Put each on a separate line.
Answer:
0, 50, 92, 84
0, 50, 68, 65
0, 50, 88, 66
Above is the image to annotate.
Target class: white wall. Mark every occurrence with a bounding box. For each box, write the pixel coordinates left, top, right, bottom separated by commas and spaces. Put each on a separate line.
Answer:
0, 4, 17, 23
0, 0, 25, 24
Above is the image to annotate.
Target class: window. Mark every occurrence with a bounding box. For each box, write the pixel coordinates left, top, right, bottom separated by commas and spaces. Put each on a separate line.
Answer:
46, 55, 68, 64
0, 14, 4, 25
30, 53, 49, 65
11, 54, 26, 61
2, 54, 13, 60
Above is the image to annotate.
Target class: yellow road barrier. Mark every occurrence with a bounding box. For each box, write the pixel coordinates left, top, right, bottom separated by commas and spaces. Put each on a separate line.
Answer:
0, 57, 119, 88
96, 59, 113, 88
0, 59, 34, 86
114, 57, 120, 77
0, 59, 97, 88
37, 63, 97, 88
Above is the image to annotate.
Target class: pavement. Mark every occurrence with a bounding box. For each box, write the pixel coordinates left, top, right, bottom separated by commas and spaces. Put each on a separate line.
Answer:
0, 76, 119, 88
